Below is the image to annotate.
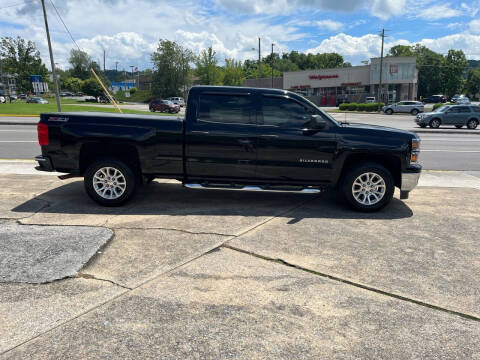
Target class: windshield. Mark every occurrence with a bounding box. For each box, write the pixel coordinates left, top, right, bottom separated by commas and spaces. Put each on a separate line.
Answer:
296, 93, 340, 126
434, 105, 449, 113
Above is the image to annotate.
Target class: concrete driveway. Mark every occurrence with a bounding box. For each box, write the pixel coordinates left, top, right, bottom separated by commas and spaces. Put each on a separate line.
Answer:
0, 174, 479, 358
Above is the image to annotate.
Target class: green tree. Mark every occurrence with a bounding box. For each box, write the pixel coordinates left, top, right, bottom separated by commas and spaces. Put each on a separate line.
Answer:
222, 58, 245, 86
195, 47, 223, 85
0, 36, 48, 93
465, 68, 480, 99
63, 77, 83, 92
151, 39, 194, 98
442, 49, 468, 97
68, 49, 95, 80
388, 45, 415, 57
81, 78, 103, 101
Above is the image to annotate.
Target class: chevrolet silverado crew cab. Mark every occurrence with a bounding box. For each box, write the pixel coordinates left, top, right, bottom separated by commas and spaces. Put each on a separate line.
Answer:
35, 86, 421, 212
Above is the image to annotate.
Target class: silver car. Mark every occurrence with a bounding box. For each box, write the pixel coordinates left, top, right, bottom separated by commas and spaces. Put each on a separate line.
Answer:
166, 97, 185, 107
383, 101, 424, 115
415, 105, 480, 129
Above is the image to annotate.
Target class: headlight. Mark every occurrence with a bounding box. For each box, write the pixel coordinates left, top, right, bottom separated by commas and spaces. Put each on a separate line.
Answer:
410, 138, 420, 163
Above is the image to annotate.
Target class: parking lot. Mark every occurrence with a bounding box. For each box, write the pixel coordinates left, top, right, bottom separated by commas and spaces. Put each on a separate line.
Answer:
1, 168, 480, 358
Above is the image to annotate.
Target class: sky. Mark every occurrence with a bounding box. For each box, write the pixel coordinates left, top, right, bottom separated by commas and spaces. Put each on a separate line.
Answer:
1, 0, 480, 71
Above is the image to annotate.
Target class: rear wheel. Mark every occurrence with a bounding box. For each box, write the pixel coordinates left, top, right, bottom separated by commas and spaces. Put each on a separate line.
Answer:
385, 109, 393, 115
467, 119, 478, 129
411, 109, 419, 115
84, 159, 137, 206
429, 118, 441, 128
341, 163, 394, 212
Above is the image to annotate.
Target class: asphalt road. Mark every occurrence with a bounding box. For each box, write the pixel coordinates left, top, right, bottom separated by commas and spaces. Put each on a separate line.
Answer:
1, 124, 479, 171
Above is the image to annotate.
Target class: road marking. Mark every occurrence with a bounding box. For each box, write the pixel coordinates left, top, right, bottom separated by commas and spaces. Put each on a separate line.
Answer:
422, 150, 480, 153
0, 129, 37, 132
0, 141, 37, 143
421, 138, 480, 142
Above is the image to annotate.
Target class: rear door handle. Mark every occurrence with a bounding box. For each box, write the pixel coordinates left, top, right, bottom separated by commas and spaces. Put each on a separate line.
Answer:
238, 139, 252, 144
191, 130, 209, 135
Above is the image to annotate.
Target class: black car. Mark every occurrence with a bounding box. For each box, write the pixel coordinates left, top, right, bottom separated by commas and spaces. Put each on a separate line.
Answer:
422, 95, 447, 104
35, 86, 421, 212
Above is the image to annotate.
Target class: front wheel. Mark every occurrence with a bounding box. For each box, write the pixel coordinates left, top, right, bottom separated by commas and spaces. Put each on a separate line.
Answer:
84, 159, 137, 206
411, 109, 419, 115
385, 109, 393, 115
429, 118, 441, 128
341, 163, 394, 212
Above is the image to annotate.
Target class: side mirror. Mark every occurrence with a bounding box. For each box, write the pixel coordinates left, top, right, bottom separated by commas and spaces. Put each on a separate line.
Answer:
309, 114, 327, 130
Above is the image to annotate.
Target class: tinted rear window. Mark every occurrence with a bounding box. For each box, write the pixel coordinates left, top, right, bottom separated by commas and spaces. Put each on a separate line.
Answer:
198, 93, 254, 124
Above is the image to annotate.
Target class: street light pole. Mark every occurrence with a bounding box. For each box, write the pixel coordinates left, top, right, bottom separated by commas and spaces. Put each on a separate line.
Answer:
258, 37, 261, 79
271, 43, 275, 88
40, 0, 61, 112
377, 28, 385, 111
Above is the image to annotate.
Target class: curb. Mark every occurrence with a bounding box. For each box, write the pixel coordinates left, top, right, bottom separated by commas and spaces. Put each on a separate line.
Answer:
0, 114, 39, 117
0, 121, 38, 126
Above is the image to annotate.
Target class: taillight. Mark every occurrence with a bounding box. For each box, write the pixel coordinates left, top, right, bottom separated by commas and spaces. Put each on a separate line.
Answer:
37, 123, 49, 146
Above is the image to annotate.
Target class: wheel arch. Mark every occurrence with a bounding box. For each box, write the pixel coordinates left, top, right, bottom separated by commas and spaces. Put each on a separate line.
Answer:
79, 141, 141, 176
337, 153, 401, 189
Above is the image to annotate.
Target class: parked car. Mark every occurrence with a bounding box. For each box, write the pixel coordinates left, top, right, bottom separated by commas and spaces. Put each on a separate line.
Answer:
0, 96, 5, 103
415, 105, 479, 129
422, 95, 447, 104
456, 96, 470, 104
167, 97, 185, 107
365, 97, 376, 103
9, 94, 17, 101
383, 101, 424, 115
26, 97, 48, 104
35, 85, 422, 212
451, 94, 464, 103
18, 94, 27, 100
149, 99, 181, 113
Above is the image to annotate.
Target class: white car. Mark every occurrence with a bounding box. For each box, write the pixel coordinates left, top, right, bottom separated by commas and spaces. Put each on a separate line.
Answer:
166, 97, 185, 107
0, 96, 5, 103
456, 97, 470, 105
382, 101, 424, 115
365, 97, 376, 103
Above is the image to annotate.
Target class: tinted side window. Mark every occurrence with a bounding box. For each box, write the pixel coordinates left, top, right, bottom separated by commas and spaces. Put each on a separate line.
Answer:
198, 94, 253, 124
262, 96, 311, 128
459, 106, 471, 113
472, 106, 480, 113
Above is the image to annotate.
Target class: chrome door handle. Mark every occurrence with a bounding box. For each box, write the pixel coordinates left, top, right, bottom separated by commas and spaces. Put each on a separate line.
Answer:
191, 130, 210, 135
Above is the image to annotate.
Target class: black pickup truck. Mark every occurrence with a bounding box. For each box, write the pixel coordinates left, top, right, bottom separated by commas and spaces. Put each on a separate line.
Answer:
35, 86, 421, 211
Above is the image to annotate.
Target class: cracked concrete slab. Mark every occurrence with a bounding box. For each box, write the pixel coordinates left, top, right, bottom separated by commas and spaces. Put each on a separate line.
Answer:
16, 180, 314, 235
4, 248, 480, 359
0, 278, 126, 353
0, 221, 113, 283
228, 187, 480, 318
83, 228, 229, 288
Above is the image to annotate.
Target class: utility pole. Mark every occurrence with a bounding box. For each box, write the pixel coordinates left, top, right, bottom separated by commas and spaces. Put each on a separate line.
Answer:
271, 43, 275, 88
115, 61, 118, 72
130, 65, 134, 88
40, 0, 61, 112
377, 28, 385, 111
103, 49, 106, 72
258, 37, 261, 79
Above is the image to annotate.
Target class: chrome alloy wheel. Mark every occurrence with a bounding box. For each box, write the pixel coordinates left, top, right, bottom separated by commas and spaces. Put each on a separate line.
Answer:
92, 167, 126, 200
352, 172, 386, 206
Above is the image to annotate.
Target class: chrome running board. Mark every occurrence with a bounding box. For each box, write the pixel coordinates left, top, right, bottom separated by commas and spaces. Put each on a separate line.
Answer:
183, 183, 322, 194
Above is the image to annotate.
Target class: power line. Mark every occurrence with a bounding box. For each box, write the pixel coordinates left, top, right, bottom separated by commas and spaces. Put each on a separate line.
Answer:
48, 0, 82, 52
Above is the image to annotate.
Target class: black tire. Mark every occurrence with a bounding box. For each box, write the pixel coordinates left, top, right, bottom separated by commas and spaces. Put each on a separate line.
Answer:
419, 124, 427, 128
341, 163, 395, 212
455, 125, 463, 129
467, 119, 478, 130
385, 109, 393, 115
429, 118, 441, 128
411, 109, 419, 115
84, 159, 137, 206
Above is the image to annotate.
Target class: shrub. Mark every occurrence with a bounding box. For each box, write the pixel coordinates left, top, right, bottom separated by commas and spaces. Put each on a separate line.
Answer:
347, 103, 357, 111
432, 102, 453, 110
356, 103, 366, 111
129, 87, 137, 95
339, 103, 349, 111
365, 102, 385, 112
